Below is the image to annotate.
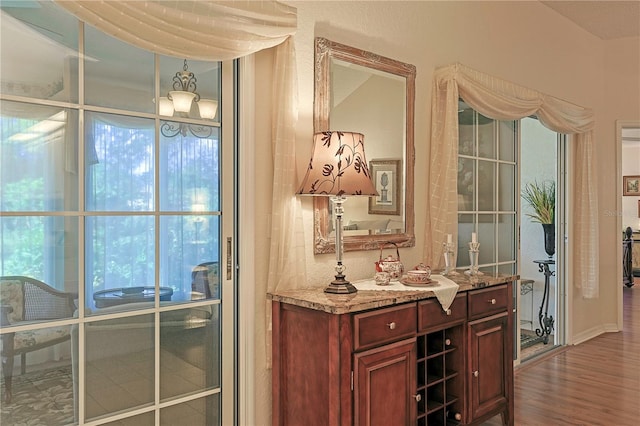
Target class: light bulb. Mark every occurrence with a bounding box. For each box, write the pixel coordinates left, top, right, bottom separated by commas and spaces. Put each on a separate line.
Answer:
198, 99, 218, 120
170, 91, 196, 113
158, 97, 174, 116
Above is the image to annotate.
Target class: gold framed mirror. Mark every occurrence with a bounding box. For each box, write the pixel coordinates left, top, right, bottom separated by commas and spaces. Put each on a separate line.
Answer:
313, 37, 416, 254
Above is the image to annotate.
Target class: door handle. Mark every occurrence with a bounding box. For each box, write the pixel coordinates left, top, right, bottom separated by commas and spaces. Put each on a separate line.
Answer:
226, 237, 232, 280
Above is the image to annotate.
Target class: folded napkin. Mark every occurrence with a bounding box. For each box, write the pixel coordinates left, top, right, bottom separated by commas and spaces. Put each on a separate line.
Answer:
353, 274, 459, 311
427, 275, 460, 311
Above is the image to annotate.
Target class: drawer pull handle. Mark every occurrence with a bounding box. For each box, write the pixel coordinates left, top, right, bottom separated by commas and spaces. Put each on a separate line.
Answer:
489, 298, 496, 305
387, 322, 396, 330
473, 370, 479, 378
413, 394, 422, 402
446, 309, 452, 316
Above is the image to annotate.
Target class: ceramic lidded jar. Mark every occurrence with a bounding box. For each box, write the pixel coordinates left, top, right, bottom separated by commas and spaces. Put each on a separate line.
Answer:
375, 242, 405, 280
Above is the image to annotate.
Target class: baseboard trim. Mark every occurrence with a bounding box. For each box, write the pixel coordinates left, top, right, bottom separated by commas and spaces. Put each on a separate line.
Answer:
572, 323, 618, 345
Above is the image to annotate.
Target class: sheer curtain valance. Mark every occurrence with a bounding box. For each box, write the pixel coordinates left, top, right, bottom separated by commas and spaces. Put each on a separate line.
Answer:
54, 0, 296, 61
427, 63, 599, 298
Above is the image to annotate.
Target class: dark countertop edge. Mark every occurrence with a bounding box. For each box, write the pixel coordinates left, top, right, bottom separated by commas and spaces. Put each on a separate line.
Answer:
268, 274, 518, 314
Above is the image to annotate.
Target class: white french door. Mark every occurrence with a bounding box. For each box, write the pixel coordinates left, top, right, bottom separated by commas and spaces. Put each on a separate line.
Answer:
0, 3, 237, 424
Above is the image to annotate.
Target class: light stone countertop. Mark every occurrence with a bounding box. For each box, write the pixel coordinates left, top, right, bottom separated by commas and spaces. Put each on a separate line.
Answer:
267, 271, 518, 314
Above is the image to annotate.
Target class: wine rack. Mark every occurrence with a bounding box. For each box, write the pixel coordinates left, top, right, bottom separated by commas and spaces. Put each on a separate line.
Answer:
416, 325, 464, 426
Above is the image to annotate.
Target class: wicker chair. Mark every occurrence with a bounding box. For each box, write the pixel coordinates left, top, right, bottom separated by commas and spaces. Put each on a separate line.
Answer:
0, 276, 76, 404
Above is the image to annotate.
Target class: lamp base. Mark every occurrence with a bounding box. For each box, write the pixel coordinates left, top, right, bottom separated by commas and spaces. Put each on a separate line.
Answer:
324, 273, 357, 294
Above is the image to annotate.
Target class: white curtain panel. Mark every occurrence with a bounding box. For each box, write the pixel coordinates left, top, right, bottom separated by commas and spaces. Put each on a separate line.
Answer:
427, 63, 599, 298
53, 1, 307, 358
265, 37, 307, 367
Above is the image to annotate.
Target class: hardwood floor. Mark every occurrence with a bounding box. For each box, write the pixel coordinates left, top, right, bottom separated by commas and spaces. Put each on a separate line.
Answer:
484, 284, 640, 425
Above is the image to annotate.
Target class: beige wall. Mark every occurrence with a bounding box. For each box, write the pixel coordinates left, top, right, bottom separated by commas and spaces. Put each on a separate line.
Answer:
253, 1, 640, 423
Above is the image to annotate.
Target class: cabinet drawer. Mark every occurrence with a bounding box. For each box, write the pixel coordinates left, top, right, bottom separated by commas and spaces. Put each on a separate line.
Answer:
353, 304, 416, 351
468, 285, 508, 319
418, 293, 467, 332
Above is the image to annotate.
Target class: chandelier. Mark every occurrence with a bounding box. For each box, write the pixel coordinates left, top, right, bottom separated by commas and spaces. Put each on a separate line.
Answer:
159, 59, 218, 139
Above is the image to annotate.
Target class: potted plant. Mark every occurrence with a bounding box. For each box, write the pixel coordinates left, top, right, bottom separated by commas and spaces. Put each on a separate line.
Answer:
522, 180, 556, 258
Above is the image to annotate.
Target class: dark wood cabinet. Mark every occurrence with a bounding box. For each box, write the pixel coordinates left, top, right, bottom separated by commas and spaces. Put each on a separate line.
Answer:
354, 339, 416, 426
271, 280, 514, 426
468, 313, 510, 423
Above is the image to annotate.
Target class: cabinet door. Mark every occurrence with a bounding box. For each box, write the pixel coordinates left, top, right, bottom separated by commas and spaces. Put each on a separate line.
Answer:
468, 313, 509, 422
354, 338, 416, 426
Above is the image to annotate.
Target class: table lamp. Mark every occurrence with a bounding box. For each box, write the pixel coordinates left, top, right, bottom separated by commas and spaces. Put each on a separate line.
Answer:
297, 131, 378, 294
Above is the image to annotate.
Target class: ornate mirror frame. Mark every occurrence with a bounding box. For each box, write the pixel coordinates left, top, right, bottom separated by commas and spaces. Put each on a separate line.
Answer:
313, 37, 416, 254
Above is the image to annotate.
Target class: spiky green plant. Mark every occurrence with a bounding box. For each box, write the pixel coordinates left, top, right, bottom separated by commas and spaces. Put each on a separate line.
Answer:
521, 180, 555, 224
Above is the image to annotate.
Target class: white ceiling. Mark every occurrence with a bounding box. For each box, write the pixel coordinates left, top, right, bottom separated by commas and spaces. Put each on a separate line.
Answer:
541, 1, 640, 40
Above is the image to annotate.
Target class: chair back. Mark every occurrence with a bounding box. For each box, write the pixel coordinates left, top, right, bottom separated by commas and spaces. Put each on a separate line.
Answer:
0, 278, 24, 323
191, 262, 220, 300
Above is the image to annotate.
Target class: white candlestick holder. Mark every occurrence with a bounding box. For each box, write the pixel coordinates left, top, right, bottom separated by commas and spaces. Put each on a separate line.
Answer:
465, 241, 483, 276
442, 241, 459, 275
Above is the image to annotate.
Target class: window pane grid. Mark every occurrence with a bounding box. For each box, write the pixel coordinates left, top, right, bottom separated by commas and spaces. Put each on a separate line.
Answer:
1, 7, 224, 423
458, 101, 517, 272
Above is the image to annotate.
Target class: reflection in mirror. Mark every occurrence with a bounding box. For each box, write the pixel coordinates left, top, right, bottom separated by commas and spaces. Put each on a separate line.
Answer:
313, 37, 416, 253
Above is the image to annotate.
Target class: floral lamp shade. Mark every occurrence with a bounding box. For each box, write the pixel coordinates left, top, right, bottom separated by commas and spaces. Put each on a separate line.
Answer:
297, 131, 378, 197
297, 131, 377, 294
